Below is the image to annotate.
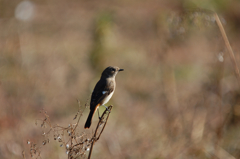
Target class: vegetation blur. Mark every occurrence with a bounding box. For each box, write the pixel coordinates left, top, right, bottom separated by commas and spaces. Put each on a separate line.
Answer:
1, 0, 240, 158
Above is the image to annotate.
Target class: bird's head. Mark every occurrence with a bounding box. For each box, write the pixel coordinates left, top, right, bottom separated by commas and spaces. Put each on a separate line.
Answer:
101, 66, 124, 78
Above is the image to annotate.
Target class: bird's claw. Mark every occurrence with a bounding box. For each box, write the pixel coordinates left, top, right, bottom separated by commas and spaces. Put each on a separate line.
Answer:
103, 105, 111, 113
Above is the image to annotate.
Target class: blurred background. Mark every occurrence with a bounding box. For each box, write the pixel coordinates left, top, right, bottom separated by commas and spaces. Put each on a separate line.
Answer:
1, 0, 240, 158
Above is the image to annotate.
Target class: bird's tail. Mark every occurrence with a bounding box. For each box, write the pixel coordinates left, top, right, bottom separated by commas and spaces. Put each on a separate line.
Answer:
84, 105, 100, 129
84, 110, 94, 129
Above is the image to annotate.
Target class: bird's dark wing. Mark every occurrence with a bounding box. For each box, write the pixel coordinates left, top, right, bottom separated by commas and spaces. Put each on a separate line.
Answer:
90, 79, 114, 110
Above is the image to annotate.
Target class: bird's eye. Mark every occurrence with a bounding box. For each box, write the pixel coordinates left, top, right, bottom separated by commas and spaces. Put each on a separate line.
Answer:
111, 68, 115, 71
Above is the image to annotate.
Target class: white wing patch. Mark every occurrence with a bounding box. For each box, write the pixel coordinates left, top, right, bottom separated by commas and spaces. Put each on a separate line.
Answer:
102, 91, 107, 94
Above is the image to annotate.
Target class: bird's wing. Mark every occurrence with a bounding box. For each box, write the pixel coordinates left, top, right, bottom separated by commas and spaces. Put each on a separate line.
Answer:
90, 79, 114, 110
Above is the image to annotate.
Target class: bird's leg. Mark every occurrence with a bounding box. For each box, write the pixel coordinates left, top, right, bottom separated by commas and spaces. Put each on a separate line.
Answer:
103, 105, 111, 113
97, 107, 101, 120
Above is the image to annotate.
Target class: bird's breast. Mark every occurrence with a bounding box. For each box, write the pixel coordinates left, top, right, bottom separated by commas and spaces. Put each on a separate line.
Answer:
102, 91, 114, 105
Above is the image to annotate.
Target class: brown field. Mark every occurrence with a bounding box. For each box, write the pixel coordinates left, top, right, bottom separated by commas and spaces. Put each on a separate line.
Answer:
1, 0, 240, 159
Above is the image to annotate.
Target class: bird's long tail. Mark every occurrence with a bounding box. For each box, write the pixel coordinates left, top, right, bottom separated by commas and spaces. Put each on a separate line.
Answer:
84, 105, 99, 129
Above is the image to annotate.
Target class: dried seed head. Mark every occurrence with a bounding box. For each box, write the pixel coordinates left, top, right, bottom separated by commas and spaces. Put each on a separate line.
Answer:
66, 144, 69, 149
42, 140, 46, 145
57, 136, 62, 142
73, 114, 78, 120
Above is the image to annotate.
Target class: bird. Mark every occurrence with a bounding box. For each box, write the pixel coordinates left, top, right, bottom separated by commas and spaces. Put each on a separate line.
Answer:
84, 66, 124, 129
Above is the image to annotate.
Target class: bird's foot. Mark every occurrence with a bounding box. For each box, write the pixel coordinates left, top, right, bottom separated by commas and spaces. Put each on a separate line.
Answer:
103, 105, 111, 113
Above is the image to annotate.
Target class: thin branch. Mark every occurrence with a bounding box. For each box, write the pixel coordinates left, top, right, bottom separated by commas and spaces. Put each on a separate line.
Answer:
88, 105, 113, 159
214, 13, 240, 88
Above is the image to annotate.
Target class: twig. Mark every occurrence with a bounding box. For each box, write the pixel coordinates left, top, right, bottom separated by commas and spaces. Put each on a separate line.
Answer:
88, 105, 113, 159
73, 100, 85, 133
68, 100, 85, 159
214, 13, 240, 88
22, 151, 26, 159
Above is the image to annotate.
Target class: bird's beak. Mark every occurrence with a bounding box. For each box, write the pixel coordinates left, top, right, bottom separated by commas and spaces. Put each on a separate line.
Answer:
119, 68, 124, 72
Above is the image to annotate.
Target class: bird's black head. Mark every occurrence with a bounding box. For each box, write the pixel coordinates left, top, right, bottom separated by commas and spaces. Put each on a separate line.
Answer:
101, 66, 124, 78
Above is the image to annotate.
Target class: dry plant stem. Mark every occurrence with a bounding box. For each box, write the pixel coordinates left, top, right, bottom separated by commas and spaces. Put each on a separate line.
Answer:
214, 13, 240, 88
73, 100, 84, 133
88, 105, 113, 159
22, 151, 26, 159
67, 100, 85, 159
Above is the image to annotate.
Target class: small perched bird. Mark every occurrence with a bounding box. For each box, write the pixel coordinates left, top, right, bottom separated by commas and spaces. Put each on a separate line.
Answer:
84, 66, 124, 129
